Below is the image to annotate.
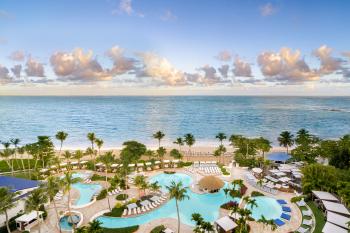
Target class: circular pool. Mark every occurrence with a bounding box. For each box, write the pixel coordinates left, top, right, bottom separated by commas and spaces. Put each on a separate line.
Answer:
245, 196, 282, 220
59, 214, 81, 231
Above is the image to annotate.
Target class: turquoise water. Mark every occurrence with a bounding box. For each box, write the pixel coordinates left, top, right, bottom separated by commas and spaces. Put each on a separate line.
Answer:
1, 96, 349, 147
245, 196, 283, 220
97, 173, 240, 227
72, 182, 102, 206
59, 215, 81, 231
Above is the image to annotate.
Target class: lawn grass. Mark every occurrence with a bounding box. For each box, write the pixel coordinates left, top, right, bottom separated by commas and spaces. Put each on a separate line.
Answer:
0, 159, 40, 172
307, 201, 326, 233
103, 207, 126, 217
102, 225, 138, 233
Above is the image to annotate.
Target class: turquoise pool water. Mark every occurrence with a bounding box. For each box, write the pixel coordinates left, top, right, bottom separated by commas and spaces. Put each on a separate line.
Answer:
72, 182, 102, 206
59, 215, 81, 231
245, 196, 282, 220
97, 173, 240, 228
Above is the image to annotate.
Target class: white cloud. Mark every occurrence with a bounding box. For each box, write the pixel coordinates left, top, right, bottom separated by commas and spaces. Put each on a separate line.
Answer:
119, 0, 133, 15
11, 64, 22, 78
25, 57, 45, 77
136, 52, 187, 86
258, 47, 318, 83
313, 45, 343, 75
160, 10, 177, 21
106, 46, 136, 75
216, 50, 232, 62
50, 48, 111, 82
218, 64, 229, 78
9, 50, 25, 61
260, 3, 277, 16
233, 57, 253, 77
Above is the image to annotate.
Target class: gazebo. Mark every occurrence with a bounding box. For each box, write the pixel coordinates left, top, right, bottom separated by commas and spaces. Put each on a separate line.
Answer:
215, 216, 237, 233
198, 176, 224, 193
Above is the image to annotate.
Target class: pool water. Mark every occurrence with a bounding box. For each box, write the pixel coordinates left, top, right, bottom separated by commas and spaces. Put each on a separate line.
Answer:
245, 196, 282, 220
97, 173, 240, 228
59, 215, 81, 231
72, 182, 102, 206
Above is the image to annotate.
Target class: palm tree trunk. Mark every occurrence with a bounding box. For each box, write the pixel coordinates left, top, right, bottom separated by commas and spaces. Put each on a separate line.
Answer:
53, 200, 62, 233
59, 141, 63, 156
176, 200, 180, 233
20, 153, 25, 171
5, 211, 10, 233
286, 146, 289, 154
36, 210, 41, 233
106, 170, 111, 210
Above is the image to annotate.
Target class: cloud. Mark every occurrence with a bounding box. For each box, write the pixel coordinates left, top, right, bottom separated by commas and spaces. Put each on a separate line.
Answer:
114, 0, 144, 17
218, 64, 229, 78
9, 50, 25, 61
11, 65, 22, 78
160, 10, 177, 21
216, 50, 232, 62
195, 65, 231, 85
258, 47, 318, 83
106, 46, 137, 75
0, 64, 22, 84
50, 48, 111, 82
0, 10, 13, 19
233, 57, 253, 77
260, 3, 277, 16
25, 57, 45, 77
136, 52, 187, 86
313, 45, 343, 75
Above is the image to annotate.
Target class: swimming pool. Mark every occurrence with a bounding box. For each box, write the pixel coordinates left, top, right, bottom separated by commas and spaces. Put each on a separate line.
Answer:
96, 173, 240, 228
245, 196, 282, 220
59, 215, 81, 231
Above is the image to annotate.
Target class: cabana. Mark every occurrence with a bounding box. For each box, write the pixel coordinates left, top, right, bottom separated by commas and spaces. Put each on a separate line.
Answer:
199, 176, 224, 193
60, 162, 67, 171
128, 163, 136, 171
321, 200, 350, 217
39, 168, 49, 173
252, 168, 263, 178
312, 191, 339, 203
326, 212, 350, 231
79, 160, 88, 168
214, 216, 237, 233
111, 163, 119, 172
145, 162, 152, 171
15, 211, 44, 231
71, 161, 78, 169
154, 161, 161, 169
172, 159, 179, 168
322, 222, 348, 233
163, 160, 170, 168
193, 161, 200, 168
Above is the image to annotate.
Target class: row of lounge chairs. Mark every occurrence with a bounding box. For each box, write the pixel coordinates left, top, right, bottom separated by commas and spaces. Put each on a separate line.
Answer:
245, 172, 278, 195
296, 200, 314, 233
54, 190, 64, 201
122, 195, 167, 217
108, 188, 123, 196
274, 200, 292, 227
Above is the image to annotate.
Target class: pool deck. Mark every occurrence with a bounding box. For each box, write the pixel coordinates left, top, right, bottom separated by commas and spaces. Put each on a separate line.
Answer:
38, 166, 302, 233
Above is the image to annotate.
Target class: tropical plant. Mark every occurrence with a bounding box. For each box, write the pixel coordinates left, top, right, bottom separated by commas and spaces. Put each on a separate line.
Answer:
153, 131, 165, 148
174, 137, 184, 151
170, 149, 183, 160
0, 143, 14, 175
95, 138, 104, 157
214, 145, 226, 164
216, 132, 226, 145
55, 131, 68, 156
87, 132, 97, 168
63, 150, 72, 169
145, 149, 155, 160
184, 133, 195, 153
278, 131, 294, 154
44, 176, 63, 233
74, 150, 84, 168
119, 141, 147, 165
149, 181, 161, 193
99, 151, 115, 210
156, 147, 167, 164
25, 188, 48, 233
255, 137, 272, 158
10, 138, 21, 169
0, 187, 17, 233
166, 181, 189, 233
134, 175, 148, 197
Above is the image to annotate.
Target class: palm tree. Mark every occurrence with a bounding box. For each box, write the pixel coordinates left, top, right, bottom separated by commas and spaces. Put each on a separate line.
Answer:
17, 146, 26, 171
61, 172, 81, 230
55, 131, 68, 156
95, 138, 104, 157
99, 151, 115, 210
184, 134, 195, 153
166, 181, 189, 233
216, 132, 226, 146
74, 150, 84, 168
156, 147, 167, 166
45, 176, 63, 233
134, 175, 148, 197
223, 188, 230, 199
10, 138, 21, 169
145, 150, 155, 160
255, 137, 272, 159
149, 181, 161, 193
173, 137, 184, 151
153, 131, 165, 148
87, 132, 97, 169
0, 187, 17, 233
25, 188, 48, 233
0, 144, 14, 175
63, 150, 72, 170
278, 131, 294, 154
214, 145, 226, 164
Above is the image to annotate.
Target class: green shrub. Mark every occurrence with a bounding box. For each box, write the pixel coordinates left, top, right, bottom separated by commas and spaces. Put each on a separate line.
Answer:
251, 191, 264, 197
164, 171, 175, 174
103, 206, 126, 217
102, 225, 139, 233
97, 189, 107, 200
178, 161, 192, 167
39, 204, 48, 219
116, 194, 128, 201
170, 149, 183, 159
91, 174, 106, 181
150, 225, 166, 233
291, 196, 305, 203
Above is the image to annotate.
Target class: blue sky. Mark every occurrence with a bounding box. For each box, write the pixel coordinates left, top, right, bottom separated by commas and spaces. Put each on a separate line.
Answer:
0, 0, 350, 95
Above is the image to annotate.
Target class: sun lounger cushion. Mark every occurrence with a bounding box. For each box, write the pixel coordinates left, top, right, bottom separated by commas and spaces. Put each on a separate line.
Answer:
277, 199, 287, 205
297, 226, 309, 233
302, 219, 312, 226
281, 213, 291, 221
274, 219, 285, 226
282, 206, 291, 212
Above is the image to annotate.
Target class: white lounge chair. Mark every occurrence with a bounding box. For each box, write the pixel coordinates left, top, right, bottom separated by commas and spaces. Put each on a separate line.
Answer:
122, 209, 127, 216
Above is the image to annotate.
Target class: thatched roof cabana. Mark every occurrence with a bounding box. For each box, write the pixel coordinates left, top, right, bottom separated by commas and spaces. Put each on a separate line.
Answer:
199, 176, 224, 192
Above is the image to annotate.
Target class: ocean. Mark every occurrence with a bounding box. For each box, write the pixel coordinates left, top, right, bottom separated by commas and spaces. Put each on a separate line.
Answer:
0, 96, 349, 148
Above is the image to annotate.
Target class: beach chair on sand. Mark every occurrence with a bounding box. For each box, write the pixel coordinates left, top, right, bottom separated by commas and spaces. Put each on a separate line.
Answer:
274, 219, 285, 227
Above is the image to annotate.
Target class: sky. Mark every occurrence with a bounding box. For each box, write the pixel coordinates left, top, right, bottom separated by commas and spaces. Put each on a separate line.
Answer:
0, 0, 350, 96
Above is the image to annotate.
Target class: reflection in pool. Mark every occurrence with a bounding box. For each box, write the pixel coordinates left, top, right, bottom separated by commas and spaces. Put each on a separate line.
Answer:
97, 173, 240, 228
